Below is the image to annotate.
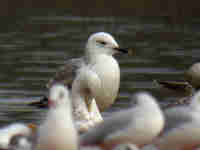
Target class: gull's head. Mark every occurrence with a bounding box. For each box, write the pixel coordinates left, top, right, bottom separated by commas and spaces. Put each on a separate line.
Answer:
131, 92, 159, 108
0, 123, 33, 149
86, 32, 127, 56
9, 134, 33, 150
48, 84, 70, 107
184, 62, 200, 89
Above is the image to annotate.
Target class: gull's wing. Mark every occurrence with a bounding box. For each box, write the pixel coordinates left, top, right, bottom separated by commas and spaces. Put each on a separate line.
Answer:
80, 109, 132, 145
79, 67, 102, 97
73, 66, 102, 106
47, 58, 85, 88
29, 58, 85, 107
163, 106, 193, 133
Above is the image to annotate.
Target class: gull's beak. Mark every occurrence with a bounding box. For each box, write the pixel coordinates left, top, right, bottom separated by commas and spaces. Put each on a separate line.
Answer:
114, 47, 135, 55
114, 47, 128, 53
28, 96, 49, 108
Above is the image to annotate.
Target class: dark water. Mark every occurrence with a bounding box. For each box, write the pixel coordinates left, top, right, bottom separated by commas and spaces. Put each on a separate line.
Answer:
0, 15, 200, 126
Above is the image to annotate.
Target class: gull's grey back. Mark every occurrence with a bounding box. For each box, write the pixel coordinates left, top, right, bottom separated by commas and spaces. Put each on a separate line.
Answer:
47, 58, 85, 88
80, 109, 133, 145
163, 90, 200, 133
80, 92, 164, 145
163, 106, 194, 133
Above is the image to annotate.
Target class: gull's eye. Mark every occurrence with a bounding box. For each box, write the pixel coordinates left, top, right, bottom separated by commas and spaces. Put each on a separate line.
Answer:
97, 40, 107, 45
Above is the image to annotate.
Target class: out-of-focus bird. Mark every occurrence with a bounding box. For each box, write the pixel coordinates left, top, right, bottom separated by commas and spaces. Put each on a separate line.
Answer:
0, 123, 34, 150
36, 84, 78, 150
155, 90, 200, 150
80, 92, 164, 149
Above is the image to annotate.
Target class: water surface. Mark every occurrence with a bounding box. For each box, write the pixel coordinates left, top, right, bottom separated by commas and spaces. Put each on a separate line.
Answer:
0, 15, 199, 126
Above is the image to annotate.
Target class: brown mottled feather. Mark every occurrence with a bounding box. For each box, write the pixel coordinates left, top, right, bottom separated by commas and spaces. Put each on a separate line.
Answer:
47, 58, 85, 89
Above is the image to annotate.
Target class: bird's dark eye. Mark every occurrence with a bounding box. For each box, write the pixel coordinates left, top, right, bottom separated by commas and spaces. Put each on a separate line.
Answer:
97, 41, 106, 45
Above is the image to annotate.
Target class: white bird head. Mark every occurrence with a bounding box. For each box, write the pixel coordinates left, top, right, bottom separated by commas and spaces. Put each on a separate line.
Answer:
0, 123, 32, 149
131, 92, 160, 108
48, 84, 70, 107
86, 32, 128, 56
37, 84, 78, 150
9, 134, 33, 150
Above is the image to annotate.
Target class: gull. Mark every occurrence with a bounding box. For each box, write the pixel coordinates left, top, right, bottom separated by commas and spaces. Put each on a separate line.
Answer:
36, 84, 78, 150
8, 134, 34, 150
32, 32, 128, 111
155, 62, 200, 92
154, 63, 200, 107
154, 90, 200, 150
80, 92, 164, 149
0, 123, 34, 150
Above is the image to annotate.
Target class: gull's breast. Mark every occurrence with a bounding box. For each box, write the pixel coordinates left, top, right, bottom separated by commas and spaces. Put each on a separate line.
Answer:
92, 55, 120, 111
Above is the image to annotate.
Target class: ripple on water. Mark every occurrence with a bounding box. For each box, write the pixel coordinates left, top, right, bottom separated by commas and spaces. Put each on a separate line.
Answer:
0, 15, 200, 124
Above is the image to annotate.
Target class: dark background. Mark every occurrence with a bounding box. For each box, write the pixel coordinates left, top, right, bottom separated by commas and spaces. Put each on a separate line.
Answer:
1, 0, 200, 21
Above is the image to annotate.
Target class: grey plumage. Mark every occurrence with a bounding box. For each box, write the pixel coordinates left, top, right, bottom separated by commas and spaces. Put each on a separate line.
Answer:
163, 106, 194, 133
47, 58, 85, 89
9, 135, 35, 150
113, 144, 139, 150
80, 109, 133, 145
80, 92, 164, 147
155, 90, 200, 150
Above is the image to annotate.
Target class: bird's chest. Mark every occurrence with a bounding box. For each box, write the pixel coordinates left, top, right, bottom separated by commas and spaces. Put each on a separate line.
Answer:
92, 55, 120, 96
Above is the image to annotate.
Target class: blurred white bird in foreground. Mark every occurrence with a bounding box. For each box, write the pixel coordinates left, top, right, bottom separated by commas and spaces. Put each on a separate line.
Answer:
36, 84, 78, 150
80, 92, 164, 149
80, 143, 140, 150
8, 134, 34, 150
155, 90, 200, 150
0, 123, 34, 150
113, 143, 140, 150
